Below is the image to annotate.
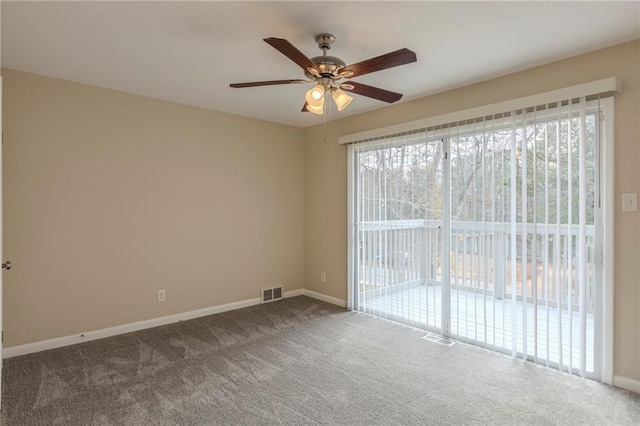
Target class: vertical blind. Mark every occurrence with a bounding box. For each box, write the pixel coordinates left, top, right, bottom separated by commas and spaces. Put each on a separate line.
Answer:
351, 96, 603, 379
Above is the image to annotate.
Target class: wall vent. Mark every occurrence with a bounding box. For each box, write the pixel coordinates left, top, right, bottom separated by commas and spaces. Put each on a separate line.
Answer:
261, 286, 284, 303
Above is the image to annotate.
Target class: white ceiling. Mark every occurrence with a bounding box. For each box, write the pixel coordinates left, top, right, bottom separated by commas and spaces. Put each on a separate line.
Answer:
2, 1, 639, 128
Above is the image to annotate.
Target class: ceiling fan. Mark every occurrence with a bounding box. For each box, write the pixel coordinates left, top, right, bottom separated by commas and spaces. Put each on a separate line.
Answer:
230, 34, 417, 115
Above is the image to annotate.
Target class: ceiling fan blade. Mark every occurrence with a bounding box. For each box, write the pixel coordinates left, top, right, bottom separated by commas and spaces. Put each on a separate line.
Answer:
342, 81, 403, 103
264, 38, 320, 73
342, 48, 417, 78
230, 79, 307, 88
301, 102, 310, 112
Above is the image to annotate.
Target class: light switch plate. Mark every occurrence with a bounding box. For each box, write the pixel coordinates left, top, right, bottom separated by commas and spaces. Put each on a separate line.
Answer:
622, 193, 638, 212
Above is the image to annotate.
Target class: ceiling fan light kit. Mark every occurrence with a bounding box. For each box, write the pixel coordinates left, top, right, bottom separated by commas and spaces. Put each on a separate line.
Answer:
230, 33, 417, 115
303, 78, 353, 115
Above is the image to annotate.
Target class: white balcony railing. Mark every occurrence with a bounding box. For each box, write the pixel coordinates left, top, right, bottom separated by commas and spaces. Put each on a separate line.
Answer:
356, 219, 597, 374
357, 219, 597, 311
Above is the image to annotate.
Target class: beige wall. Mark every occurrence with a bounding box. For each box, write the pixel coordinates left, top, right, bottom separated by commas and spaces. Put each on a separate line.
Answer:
2, 69, 304, 347
303, 40, 640, 381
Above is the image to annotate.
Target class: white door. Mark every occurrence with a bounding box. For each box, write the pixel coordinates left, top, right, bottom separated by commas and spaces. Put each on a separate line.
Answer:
0, 75, 4, 407
0, 75, 9, 407
0, 75, 4, 408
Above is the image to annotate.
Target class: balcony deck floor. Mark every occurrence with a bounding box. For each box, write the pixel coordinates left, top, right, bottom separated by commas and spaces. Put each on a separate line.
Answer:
358, 284, 595, 373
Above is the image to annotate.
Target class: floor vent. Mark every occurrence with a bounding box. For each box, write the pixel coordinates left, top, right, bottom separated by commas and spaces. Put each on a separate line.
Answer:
422, 333, 455, 347
261, 286, 283, 303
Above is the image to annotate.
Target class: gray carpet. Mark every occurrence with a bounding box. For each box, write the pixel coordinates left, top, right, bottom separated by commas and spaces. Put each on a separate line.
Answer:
2, 296, 639, 425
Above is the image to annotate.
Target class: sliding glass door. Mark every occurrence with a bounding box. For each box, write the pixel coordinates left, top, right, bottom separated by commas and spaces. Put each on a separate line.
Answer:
353, 136, 444, 331
350, 98, 603, 380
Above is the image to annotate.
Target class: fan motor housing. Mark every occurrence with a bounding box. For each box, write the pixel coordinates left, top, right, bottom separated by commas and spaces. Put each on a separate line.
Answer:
305, 33, 346, 78
306, 55, 346, 78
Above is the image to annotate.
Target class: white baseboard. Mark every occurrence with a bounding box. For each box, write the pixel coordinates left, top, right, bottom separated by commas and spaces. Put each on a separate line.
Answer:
3, 289, 304, 359
302, 289, 347, 307
613, 375, 640, 394
284, 288, 304, 298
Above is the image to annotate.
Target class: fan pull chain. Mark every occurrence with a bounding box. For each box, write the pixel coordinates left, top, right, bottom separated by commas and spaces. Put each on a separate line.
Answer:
323, 96, 329, 143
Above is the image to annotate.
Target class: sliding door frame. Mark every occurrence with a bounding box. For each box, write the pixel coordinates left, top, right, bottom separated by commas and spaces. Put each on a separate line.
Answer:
601, 97, 614, 385
441, 138, 451, 337
347, 144, 357, 311
347, 94, 615, 385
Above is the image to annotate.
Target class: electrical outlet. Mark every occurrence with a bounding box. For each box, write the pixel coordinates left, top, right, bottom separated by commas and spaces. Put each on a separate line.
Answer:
157, 289, 166, 303
320, 272, 326, 283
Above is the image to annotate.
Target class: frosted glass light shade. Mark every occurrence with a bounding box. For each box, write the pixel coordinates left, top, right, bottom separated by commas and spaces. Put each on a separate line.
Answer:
305, 85, 325, 106
332, 88, 353, 111
305, 102, 324, 115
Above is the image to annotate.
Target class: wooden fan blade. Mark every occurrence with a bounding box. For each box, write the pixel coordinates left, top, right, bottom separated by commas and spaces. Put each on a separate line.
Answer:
342, 48, 417, 78
264, 38, 320, 73
342, 81, 403, 103
230, 79, 307, 88
302, 102, 310, 112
